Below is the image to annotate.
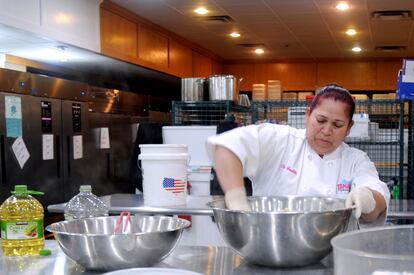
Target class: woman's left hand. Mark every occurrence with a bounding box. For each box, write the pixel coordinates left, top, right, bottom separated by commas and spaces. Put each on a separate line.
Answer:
345, 186, 376, 219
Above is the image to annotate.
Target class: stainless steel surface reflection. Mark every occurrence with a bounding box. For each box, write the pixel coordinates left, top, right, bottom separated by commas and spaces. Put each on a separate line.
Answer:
0, 240, 333, 274
209, 196, 352, 267
46, 216, 190, 271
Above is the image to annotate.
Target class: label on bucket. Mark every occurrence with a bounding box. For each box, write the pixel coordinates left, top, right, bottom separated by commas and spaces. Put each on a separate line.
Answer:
162, 177, 186, 195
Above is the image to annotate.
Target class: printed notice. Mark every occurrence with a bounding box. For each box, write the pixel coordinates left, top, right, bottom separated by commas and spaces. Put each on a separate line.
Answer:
100, 127, 110, 149
11, 137, 30, 169
5, 96, 22, 138
73, 135, 83, 159
42, 134, 54, 160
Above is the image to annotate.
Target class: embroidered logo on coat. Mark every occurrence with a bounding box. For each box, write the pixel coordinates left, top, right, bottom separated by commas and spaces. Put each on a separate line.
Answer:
336, 179, 352, 194
280, 164, 298, 175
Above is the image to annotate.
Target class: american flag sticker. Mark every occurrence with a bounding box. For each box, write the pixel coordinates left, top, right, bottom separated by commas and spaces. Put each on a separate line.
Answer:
162, 177, 186, 194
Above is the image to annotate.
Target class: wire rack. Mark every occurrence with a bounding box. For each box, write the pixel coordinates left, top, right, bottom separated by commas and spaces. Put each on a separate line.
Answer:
172, 101, 251, 125
251, 100, 408, 193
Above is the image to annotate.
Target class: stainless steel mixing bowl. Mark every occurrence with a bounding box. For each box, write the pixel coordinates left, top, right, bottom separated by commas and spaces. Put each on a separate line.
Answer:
208, 196, 352, 267
46, 215, 191, 271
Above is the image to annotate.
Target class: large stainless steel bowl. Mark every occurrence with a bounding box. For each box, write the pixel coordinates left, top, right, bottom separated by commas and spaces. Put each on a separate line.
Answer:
46, 215, 190, 271
208, 196, 352, 267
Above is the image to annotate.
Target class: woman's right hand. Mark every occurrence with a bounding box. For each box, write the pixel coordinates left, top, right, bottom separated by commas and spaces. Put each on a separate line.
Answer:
225, 187, 251, 211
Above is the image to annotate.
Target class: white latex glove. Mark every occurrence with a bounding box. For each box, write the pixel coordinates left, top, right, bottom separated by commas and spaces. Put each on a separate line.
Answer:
345, 186, 376, 219
224, 187, 251, 211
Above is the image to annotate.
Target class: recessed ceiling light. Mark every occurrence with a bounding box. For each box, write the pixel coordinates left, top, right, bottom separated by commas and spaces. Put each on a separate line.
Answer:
230, 32, 241, 38
336, 2, 349, 11
352, 46, 362, 52
254, 48, 264, 54
346, 29, 357, 36
194, 7, 209, 15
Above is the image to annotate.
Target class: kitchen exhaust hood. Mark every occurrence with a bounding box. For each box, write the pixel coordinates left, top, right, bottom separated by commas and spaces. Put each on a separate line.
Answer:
0, 24, 181, 100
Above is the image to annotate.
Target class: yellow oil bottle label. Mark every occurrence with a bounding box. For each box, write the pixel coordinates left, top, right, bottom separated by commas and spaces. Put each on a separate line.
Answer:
1, 220, 44, 240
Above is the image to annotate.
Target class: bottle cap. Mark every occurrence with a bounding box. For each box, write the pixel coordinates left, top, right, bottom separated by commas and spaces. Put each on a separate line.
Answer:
39, 249, 52, 256
14, 185, 27, 194
79, 185, 92, 192
11, 185, 44, 196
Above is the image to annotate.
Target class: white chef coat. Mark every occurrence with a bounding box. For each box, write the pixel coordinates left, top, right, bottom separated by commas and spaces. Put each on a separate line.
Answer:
206, 123, 390, 205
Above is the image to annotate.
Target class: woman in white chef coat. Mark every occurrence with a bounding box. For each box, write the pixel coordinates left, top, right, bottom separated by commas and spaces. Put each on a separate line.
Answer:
206, 84, 389, 224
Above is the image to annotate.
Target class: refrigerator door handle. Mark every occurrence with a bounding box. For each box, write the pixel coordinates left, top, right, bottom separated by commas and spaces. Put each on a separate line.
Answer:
106, 152, 111, 178
55, 135, 61, 178
66, 136, 71, 176
0, 135, 6, 185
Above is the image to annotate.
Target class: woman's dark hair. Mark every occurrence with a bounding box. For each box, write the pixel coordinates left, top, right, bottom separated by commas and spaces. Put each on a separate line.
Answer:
309, 83, 355, 122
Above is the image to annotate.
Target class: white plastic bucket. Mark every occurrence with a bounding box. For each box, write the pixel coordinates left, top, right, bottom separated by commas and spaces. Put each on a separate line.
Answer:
139, 144, 188, 154
138, 153, 189, 206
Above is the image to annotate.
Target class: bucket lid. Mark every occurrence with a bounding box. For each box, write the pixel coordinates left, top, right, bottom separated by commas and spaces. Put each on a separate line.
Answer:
138, 153, 189, 160
139, 144, 188, 148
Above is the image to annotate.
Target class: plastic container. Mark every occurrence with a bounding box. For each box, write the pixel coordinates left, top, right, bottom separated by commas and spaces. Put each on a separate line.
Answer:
139, 144, 188, 155
64, 185, 109, 220
138, 153, 188, 206
162, 126, 217, 166
0, 185, 44, 256
188, 169, 212, 195
331, 225, 414, 275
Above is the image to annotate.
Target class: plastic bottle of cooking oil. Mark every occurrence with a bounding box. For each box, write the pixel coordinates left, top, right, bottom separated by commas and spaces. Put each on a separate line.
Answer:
0, 185, 44, 256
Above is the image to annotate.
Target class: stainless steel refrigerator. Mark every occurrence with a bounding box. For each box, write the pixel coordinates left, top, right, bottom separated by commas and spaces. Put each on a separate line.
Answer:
0, 68, 139, 210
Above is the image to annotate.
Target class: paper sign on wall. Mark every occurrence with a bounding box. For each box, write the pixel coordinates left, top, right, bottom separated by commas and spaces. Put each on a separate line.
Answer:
5, 96, 22, 138
42, 134, 54, 160
73, 135, 83, 159
11, 136, 30, 169
99, 127, 110, 149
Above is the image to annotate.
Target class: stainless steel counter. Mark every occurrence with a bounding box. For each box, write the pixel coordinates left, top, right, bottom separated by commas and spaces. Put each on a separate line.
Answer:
0, 240, 332, 275
48, 194, 414, 220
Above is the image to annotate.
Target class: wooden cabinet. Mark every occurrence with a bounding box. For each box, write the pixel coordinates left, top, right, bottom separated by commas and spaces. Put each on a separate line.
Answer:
223, 64, 254, 91
138, 25, 169, 70
317, 62, 377, 90
255, 63, 317, 91
168, 39, 193, 77
192, 51, 213, 77
223, 60, 402, 92
100, 9, 137, 62
375, 61, 401, 90
212, 59, 224, 75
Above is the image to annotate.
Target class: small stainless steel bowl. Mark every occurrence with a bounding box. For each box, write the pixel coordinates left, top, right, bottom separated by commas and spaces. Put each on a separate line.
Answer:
46, 215, 190, 271
208, 196, 352, 267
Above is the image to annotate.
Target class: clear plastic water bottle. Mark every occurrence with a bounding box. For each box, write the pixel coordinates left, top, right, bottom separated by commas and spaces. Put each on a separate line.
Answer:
64, 185, 109, 220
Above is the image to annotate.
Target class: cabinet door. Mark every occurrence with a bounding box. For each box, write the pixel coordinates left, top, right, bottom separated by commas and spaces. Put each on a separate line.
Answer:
317, 62, 377, 90
101, 9, 138, 62
193, 51, 212, 77
0, 0, 40, 31
169, 39, 193, 77
41, 0, 101, 52
138, 25, 169, 70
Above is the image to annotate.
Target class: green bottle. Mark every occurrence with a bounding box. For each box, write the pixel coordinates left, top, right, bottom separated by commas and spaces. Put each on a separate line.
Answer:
392, 185, 400, 200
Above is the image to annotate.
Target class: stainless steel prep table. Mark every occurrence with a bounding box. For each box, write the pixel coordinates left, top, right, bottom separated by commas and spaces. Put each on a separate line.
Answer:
0, 240, 332, 275
48, 194, 414, 220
